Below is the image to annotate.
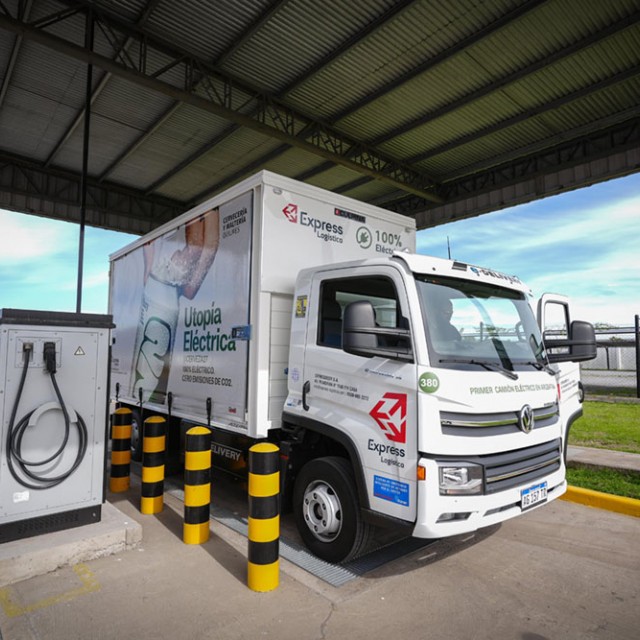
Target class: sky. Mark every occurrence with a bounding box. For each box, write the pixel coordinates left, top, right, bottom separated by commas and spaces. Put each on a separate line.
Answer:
0, 172, 638, 326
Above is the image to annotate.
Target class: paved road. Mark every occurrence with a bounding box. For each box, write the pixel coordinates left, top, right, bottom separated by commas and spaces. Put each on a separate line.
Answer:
1, 483, 638, 640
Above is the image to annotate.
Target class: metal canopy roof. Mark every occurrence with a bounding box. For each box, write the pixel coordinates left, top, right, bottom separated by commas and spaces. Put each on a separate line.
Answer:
0, 0, 639, 236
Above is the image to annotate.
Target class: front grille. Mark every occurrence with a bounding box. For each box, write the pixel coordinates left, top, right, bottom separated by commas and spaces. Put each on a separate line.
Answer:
440, 402, 558, 437
482, 438, 562, 494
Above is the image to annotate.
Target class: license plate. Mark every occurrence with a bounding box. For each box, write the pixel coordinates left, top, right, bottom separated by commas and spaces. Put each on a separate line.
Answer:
521, 481, 548, 510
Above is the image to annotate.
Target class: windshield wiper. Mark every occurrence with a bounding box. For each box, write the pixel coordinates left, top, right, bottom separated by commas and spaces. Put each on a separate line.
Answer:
439, 358, 519, 380
522, 360, 556, 376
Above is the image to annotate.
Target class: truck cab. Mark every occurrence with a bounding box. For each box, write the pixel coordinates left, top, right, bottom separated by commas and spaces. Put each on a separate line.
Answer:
282, 252, 595, 562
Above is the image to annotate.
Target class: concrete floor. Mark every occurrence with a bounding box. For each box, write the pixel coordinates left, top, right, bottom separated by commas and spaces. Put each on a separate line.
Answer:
0, 477, 638, 640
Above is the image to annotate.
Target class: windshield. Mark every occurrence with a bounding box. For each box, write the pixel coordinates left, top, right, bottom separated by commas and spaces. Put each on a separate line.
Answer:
415, 275, 547, 373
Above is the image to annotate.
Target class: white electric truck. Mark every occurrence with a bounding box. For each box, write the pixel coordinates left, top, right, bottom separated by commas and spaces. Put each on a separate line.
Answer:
109, 171, 595, 563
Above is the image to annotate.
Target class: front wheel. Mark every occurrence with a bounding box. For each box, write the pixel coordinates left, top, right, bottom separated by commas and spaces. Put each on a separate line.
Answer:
293, 457, 372, 564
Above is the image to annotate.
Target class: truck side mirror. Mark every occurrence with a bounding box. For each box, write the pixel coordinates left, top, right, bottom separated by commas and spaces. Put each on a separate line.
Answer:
546, 320, 596, 363
343, 301, 378, 352
568, 320, 597, 362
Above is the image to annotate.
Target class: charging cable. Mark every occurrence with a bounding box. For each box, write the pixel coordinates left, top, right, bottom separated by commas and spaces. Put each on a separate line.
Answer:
6, 341, 88, 490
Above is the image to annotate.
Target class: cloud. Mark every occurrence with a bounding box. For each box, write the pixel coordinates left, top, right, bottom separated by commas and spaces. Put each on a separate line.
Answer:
0, 211, 75, 263
0, 210, 138, 313
417, 174, 640, 327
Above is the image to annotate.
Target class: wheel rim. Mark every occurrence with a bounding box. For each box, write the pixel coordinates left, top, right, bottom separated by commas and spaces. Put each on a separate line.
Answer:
302, 479, 342, 542
131, 415, 141, 452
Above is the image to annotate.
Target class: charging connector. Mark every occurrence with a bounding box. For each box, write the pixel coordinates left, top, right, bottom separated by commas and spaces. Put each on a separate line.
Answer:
7, 338, 87, 490
43, 341, 57, 374
22, 341, 33, 363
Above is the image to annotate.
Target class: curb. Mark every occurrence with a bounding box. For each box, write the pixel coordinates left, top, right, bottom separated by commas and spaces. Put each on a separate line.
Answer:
561, 486, 640, 518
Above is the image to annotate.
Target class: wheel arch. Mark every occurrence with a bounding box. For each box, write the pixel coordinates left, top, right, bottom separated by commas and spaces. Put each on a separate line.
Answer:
282, 411, 370, 511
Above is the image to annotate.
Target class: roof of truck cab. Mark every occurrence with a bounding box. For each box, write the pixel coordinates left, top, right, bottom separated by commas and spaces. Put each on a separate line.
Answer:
392, 253, 533, 295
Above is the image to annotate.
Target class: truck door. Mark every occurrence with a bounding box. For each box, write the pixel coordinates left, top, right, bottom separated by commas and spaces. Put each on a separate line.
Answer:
537, 293, 582, 455
302, 267, 418, 524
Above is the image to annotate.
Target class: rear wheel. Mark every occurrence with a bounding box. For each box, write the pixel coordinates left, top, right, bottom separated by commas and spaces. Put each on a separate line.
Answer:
130, 407, 143, 462
293, 456, 372, 564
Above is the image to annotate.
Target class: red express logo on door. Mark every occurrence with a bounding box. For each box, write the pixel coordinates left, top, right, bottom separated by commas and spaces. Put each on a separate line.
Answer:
282, 204, 298, 223
369, 393, 407, 443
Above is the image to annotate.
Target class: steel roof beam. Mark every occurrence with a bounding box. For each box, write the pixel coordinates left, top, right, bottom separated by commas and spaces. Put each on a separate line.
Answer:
0, 150, 183, 232
368, 10, 640, 149
0, 4, 443, 202
328, 0, 548, 126
269, 0, 549, 187
0, 0, 32, 108
384, 117, 640, 218
44, 0, 164, 168
100, 0, 292, 182
138, 0, 420, 195
186, 143, 292, 208
100, 0, 291, 182
407, 66, 640, 166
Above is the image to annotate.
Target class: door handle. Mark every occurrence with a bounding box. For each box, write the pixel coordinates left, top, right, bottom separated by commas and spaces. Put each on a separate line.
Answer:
302, 380, 311, 411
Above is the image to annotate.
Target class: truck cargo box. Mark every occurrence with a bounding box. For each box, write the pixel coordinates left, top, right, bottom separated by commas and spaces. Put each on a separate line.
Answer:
109, 171, 416, 439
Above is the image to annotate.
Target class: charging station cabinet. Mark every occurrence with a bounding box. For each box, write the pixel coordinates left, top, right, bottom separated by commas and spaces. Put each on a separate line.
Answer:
0, 309, 113, 543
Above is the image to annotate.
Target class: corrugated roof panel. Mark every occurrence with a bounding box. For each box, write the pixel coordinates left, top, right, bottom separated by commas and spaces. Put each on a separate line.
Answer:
144, 0, 272, 66
418, 76, 640, 179
344, 179, 399, 205
333, 0, 630, 144
157, 129, 284, 200
10, 39, 87, 111
0, 20, 14, 68
284, 0, 522, 120
94, 0, 148, 24
259, 149, 333, 182
108, 104, 232, 188
91, 76, 176, 134
418, 119, 553, 178
0, 0, 638, 230
379, 56, 638, 166
0, 84, 77, 159
341, 9, 639, 170
336, 54, 499, 144
52, 112, 142, 175
222, 0, 402, 94
538, 78, 640, 132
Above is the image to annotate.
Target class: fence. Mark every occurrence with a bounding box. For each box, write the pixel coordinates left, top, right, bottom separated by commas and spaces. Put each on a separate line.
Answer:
580, 315, 640, 397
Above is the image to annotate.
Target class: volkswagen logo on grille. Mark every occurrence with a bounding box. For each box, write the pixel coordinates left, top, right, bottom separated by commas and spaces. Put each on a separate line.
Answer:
518, 404, 535, 433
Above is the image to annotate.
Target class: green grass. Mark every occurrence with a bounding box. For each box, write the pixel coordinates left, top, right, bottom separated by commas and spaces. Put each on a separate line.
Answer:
568, 401, 640, 454
566, 400, 640, 498
566, 466, 640, 500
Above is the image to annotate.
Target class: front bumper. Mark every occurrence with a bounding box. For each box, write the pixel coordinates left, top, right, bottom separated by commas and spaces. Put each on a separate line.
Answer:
413, 455, 566, 538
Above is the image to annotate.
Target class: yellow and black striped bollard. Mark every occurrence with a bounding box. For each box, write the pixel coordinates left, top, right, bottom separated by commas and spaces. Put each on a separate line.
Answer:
247, 442, 280, 592
184, 426, 212, 544
109, 408, 132, 493
140, 416, 166, 515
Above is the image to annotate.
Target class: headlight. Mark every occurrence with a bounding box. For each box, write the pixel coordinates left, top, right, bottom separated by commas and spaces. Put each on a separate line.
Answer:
438, 463, 483, 495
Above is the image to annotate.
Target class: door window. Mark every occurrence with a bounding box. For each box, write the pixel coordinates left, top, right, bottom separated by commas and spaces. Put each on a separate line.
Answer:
317, 276, 407, 349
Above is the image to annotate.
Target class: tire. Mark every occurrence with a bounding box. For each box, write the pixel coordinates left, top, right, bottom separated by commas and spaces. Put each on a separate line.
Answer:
293, 456, 372, 564
130, 407, 143, 462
